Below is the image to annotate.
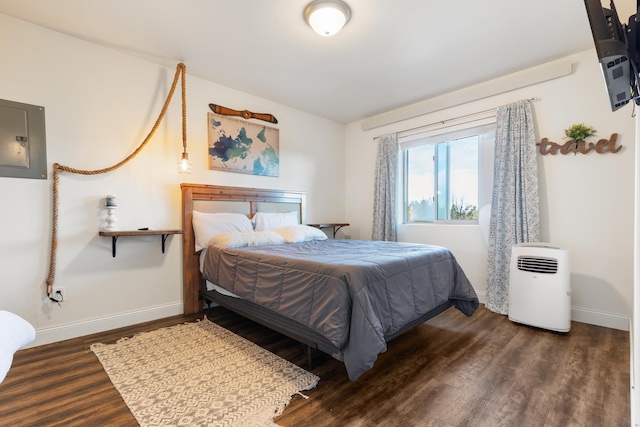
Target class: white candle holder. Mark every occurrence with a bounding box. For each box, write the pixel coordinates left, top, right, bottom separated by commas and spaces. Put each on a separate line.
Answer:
105, 206, 118, 231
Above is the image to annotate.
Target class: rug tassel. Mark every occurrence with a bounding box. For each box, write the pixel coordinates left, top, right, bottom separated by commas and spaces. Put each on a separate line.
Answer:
296, 392, 310, 399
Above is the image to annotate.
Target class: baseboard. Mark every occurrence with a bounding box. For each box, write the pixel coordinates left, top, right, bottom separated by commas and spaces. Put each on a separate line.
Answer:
476, 291, 628, 331
571, 306, 630, 331
28, 302, 183, 348
27, 297, 630, 348
476, 291, 486, 304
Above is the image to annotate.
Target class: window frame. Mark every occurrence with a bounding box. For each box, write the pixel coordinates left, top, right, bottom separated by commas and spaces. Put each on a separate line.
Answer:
400, 121, 496, 225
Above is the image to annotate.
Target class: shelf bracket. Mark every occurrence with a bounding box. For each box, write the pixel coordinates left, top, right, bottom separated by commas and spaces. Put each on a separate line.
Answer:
110, 234, 172, 256
332, 225, 346, 238
111, 236, 118, 257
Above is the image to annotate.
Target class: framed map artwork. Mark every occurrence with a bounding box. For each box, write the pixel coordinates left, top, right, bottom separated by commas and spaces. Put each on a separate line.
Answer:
207, 112, 279, 177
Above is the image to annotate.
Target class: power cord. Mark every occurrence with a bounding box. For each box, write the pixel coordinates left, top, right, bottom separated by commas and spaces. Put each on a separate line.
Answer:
48, 290, 64, 307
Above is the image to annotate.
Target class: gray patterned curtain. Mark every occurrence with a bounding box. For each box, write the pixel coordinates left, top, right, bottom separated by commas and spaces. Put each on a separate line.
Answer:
485, 100, 540, 315
371, 133, 398, 241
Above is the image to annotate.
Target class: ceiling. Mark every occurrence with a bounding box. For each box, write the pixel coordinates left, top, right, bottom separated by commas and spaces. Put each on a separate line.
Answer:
0, 0, 611, 123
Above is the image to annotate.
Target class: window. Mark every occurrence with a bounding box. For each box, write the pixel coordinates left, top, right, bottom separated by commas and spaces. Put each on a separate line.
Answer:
401, 122, 495, 223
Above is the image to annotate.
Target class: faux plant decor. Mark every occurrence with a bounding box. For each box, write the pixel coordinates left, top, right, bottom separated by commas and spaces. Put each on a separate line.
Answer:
563, 123, 597, 141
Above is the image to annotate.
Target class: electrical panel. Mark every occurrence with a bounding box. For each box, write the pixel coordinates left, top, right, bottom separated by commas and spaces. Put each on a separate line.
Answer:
0, 99, 46, 179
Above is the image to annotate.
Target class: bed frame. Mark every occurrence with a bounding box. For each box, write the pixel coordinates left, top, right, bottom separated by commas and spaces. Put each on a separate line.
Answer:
181, 183, 307, 315
182, 183, 343, 364
181, 183, 455, 369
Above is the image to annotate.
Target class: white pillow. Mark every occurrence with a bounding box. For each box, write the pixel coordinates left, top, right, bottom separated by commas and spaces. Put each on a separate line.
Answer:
253, 211, 298, 231
192, 211, 254, 252
0, 311, 36, 384
273, 224, 328, 243
210, 230, 286, 248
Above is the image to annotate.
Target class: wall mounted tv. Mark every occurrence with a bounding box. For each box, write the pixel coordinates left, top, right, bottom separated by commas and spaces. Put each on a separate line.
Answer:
583, 0, 639, 111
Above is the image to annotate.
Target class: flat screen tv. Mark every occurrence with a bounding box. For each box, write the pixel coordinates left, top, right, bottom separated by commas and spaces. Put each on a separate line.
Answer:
583, 0, 639, 111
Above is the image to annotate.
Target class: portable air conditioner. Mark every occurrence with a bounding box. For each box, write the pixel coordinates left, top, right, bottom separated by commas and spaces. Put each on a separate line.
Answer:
508, 243, 571, 332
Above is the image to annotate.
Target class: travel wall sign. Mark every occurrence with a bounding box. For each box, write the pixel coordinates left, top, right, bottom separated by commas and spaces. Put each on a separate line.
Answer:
539, 133, 621, 155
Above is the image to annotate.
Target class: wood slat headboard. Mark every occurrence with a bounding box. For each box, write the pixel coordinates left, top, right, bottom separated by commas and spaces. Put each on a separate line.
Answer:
180, 183, 307, 314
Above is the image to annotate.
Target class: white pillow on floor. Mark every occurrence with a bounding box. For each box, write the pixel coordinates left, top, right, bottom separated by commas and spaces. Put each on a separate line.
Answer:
0, 311, 36, 383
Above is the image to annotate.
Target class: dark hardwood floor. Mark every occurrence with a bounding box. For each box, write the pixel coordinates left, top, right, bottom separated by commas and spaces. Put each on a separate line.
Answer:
0, 305, 629, 426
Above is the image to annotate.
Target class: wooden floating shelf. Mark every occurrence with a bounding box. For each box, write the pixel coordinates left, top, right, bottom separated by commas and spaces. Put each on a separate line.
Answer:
98, 229, 184, 257
306, 223, 349, 238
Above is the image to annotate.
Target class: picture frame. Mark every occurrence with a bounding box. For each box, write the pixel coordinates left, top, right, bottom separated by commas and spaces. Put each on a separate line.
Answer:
207, 112, 279, 177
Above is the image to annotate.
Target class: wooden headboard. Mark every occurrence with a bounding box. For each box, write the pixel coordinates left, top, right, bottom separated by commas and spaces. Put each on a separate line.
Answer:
180, 184, 307, 314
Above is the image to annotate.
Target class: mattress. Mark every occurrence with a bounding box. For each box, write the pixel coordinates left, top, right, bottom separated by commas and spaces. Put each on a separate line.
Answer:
201, 239, 478, 379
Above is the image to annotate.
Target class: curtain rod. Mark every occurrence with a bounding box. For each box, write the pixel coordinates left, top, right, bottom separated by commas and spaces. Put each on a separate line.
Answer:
373, 97, 538, 140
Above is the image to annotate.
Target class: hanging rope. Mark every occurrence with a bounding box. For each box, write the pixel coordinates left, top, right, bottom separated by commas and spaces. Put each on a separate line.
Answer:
45, 62, 187, 298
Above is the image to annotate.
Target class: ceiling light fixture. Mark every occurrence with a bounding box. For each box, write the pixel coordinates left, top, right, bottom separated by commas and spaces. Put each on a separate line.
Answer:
304, 0, 351, 37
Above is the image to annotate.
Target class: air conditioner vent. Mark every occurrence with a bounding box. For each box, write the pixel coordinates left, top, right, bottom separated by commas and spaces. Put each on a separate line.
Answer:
517, 256, 558, 274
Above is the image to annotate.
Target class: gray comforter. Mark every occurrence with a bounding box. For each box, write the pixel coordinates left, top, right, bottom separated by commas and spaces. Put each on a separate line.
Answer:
202, 239, 478, 380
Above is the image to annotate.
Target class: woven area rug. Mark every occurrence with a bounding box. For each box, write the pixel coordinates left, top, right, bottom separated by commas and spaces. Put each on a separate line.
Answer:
91, 318, 319, 427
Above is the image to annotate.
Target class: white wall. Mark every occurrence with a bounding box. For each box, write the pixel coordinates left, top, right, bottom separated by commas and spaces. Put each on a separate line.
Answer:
345, 51, 635, 330
0, 14, 345, 346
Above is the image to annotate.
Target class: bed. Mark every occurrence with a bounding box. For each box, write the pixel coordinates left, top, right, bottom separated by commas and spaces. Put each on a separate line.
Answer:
181, 184, 479, 380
